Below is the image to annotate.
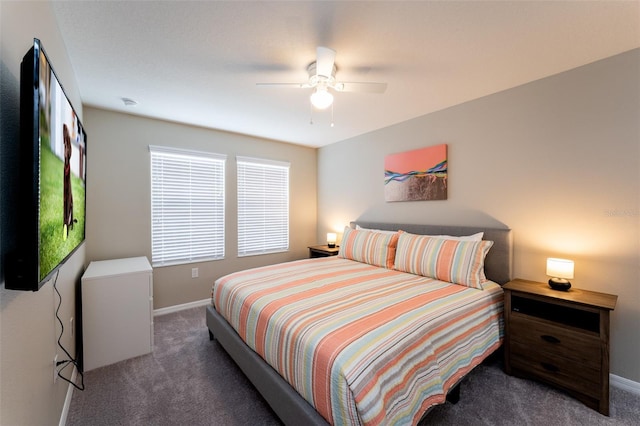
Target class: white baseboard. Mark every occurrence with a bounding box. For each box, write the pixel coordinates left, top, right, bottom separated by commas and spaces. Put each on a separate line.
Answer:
153, 298, 211, 316
611, 373, 640, 395
59, 367, 77, 426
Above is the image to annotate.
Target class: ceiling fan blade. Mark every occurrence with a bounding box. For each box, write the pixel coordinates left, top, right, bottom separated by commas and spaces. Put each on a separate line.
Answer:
335, 82, 387, 94
256, 83, 308, 89
316, 46, 336, 78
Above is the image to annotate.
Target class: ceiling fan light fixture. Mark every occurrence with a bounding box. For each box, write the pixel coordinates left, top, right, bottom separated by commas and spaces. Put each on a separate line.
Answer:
310, 87, 333, 109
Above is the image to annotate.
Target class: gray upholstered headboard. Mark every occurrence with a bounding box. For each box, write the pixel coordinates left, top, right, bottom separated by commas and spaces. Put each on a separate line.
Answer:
350, 221, 513, 285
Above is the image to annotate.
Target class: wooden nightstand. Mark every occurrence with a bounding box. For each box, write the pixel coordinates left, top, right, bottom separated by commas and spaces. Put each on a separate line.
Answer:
308, 245, 340, 258
503, 279, 617, 415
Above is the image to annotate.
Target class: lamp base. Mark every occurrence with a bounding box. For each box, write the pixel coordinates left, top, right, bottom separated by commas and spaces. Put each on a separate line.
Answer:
548, 278, 571, 291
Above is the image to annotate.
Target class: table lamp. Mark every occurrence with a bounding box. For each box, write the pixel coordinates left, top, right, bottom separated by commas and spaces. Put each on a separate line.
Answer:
327, 233, 337, 248
546, 258, 574, 291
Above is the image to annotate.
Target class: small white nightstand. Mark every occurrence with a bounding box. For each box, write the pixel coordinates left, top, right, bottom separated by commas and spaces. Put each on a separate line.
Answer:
81, 256, 153, 371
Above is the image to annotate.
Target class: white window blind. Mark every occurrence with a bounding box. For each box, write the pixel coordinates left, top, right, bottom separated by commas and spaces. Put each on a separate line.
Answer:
150, 145, 226, 266
237, 156, 290, 257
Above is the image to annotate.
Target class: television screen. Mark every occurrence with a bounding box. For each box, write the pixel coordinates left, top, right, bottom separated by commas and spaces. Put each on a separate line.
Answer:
36, 41, 87, 283
5, 38, 87, 290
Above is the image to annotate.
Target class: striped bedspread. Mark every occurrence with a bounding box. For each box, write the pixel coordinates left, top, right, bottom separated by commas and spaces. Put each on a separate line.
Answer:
213, 257, 503, 425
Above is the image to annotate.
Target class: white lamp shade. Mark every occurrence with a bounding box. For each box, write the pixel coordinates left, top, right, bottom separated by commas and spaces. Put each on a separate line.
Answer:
311, 87, 333, 109
546, 258, 574, 279
326, 233, 337, 245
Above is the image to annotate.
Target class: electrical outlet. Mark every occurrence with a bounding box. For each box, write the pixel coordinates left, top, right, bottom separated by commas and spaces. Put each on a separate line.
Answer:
53, 355, 58, 383
191, 267, 199, 278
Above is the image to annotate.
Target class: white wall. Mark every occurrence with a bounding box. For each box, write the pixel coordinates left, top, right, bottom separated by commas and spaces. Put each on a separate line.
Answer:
83, 108, 317, 309
317, 50, 640, 382
0, 1, 85, 424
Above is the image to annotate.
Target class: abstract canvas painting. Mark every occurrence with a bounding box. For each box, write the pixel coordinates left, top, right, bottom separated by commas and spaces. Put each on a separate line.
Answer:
384, 144, 447, 202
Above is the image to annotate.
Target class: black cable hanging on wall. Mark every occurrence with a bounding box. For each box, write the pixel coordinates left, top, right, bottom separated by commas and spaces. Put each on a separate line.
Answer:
53, 270, 85, 391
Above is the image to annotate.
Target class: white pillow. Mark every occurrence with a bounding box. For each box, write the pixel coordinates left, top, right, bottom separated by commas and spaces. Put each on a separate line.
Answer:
356, 225, 483, 241
430, 232, 484, 241
355, 225, 398, 235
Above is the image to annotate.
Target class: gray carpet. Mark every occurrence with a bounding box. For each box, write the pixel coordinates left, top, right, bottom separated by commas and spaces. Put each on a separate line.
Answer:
67, 306, 640, 425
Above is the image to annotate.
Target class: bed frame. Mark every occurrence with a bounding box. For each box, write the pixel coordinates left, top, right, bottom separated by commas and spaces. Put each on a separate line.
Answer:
206, 222, 513, 425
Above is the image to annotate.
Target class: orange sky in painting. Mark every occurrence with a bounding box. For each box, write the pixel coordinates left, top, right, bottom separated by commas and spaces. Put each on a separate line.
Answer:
384, 144, 447, 173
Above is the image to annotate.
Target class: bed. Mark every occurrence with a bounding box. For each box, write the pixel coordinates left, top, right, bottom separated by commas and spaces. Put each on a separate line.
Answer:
207, 221, 513, 425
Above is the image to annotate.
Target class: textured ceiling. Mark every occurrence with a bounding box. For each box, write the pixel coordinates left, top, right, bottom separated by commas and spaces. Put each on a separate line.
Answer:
52, 1, 640, 147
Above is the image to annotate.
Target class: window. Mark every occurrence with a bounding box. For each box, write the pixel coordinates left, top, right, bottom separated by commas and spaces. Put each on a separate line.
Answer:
150, 145, 225, 266
237, 156, 289, 257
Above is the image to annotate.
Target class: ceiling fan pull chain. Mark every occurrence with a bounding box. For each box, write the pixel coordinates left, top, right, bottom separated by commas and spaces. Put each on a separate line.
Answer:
331, 103, 335, 127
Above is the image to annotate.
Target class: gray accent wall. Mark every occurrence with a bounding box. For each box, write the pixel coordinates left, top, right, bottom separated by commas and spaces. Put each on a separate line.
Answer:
317, 49, 640, 382
83, 108, 317, 309
1, 1, 86, 424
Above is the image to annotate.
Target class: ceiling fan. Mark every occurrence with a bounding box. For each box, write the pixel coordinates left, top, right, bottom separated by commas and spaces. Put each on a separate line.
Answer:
257, 47, 387, 110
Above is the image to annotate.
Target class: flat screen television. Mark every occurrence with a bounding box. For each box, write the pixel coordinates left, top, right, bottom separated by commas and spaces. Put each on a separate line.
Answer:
5, 38, 87, 291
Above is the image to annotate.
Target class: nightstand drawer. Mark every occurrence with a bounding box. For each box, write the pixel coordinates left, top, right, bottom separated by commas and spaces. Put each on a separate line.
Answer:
510, 341, 601, 398
509, 314, 601, 368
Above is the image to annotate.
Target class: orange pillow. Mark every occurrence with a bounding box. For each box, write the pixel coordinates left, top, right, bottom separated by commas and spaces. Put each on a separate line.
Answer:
394, 232, 493, 289
338, 226, 399, 269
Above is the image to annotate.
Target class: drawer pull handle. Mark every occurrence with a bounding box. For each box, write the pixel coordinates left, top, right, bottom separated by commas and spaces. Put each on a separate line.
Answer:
541, 362, 559, 373
541, 335, 561, 344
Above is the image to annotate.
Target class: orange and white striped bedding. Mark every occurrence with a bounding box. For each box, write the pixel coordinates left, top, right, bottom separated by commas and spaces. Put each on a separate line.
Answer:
213, 256, 503, 425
